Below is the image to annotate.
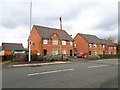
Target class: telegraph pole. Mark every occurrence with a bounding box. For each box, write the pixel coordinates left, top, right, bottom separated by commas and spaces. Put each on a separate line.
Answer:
29, 0, 32, 62
60, 17, 63, 60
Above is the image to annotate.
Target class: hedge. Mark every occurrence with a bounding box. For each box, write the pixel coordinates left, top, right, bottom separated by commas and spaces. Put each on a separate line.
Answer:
84, 55, 100, 60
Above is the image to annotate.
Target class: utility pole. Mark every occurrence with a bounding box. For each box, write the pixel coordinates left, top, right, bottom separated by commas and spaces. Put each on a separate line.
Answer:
60, 17, 63, 60
29, 0, 32, 62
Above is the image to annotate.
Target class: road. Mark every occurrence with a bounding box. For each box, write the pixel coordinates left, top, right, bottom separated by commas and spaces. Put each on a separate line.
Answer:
2, 58, 118, 88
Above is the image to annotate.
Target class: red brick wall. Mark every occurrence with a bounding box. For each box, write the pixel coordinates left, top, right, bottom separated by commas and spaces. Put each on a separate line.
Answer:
30, 27, 74, 56
4, 51, 12, 55
30, 26, 43, 55
74, 34, 117, 55
74, 34, 89, 53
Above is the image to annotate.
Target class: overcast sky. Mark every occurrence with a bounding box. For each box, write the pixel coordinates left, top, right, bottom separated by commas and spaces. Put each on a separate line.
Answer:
0, 0, 119, 48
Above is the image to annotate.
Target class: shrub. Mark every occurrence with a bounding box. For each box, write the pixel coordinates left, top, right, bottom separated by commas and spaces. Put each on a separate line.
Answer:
63, 56, 69, 61
13, 54, 28, 62
99, 54, 120, 59
44, 55, 53, 61
49, 55, 61, 61
67, 56, 75, 58
84, 55, 100, 60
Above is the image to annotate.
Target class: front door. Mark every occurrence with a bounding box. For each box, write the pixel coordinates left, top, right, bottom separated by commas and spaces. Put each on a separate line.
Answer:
44, 49, 47, 56
70, 50, 72, 56
89, 51, 91, 55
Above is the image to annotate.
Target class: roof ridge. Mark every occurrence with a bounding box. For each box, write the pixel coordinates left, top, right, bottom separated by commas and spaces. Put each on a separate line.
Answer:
34, 25, 65, 31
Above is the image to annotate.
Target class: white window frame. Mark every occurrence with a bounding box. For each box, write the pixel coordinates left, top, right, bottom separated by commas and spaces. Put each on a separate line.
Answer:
75, 44, 76, 48
62, 41, 66, 45
89, 44, 91, 47
103, 45, 105, 48
114, 47, 116, 49
94, 51, 97, 55
43, 39, 48, 44
52, 40, 58, 45
109, 52, 110, 54
93, 44, 96, 47
70, 41, 72, 46
114, 52, 116, 55
52, 49, 58, 55
108, 46, 110, 49
62, 50, 66, 54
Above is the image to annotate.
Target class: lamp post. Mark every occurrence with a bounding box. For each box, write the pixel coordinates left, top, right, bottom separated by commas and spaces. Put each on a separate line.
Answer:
60, 17, 63, 60
29, 0, 32, 62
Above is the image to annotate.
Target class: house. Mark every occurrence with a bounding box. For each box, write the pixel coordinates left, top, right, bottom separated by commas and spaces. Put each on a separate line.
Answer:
1, 43, 25, 55
74, 33, 117, 55
29, 25, 74, 56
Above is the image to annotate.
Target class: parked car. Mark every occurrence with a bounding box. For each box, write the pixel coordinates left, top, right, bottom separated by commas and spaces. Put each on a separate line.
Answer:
77, 53, 89, 58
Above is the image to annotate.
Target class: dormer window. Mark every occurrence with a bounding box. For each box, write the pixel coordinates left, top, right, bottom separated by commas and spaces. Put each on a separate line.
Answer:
52, 40, 58, 45
43, 40, 48, 44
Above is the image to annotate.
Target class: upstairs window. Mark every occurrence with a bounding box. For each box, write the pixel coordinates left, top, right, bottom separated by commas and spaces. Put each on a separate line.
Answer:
114, 47, 116, 49
70, 41, 72, 46
75, 44, 76, 48
89, 44, 91, 47
62, 41, 66, 45
108, 46, 110, 49
43, 40, 47, 44
93, 44, 96, 47
103, 45, 105, 48
52, 40, 58, 45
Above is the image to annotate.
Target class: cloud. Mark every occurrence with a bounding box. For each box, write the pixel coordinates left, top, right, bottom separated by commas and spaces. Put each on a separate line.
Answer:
0, 0, 119, 48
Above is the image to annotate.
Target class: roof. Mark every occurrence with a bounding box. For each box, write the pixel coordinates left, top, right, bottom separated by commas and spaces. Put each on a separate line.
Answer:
2, 43, 25, 51
34, 25, 73, 41
78, 33, 115, 46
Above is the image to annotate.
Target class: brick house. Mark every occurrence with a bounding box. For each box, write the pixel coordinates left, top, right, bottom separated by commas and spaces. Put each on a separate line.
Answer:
1, 43, 25, 55
29, 25, 74, 56
74, 33, 117, 55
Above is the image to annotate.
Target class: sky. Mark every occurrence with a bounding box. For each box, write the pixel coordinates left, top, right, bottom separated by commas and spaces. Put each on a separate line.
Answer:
0, 0, 119, 48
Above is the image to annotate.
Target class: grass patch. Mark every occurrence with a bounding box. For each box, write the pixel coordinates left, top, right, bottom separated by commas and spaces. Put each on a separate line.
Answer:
2, 60, 14, 64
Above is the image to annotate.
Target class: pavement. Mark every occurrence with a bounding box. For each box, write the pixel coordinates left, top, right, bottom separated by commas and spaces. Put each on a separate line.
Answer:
2, 58, 119, 88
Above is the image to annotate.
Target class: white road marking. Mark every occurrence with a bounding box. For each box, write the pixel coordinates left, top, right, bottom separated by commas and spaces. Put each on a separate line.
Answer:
28, 68, 74, 76
62, 68, 74, 71
88, 65, 108, 69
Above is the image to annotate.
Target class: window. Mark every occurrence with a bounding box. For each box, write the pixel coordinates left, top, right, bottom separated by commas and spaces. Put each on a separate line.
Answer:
62, 50, 66, 54
52, 50, 58, 55
33, 43, 35, 45
114, 52, 116, 55
89, 44, 91, 47
75, 44, 76, 48
62, 41, 66, 45
43, 40, 47, 44
111, 47, 112, 49
108, 46, 110, 49
94, 51, 97, 55
52, 40, 58, 45
103, 51, 105, 54
70, 41, 72, 46
99, 45, 101, 48
93, 44, 96, 47
103, 45, 105, 48
114, 47, 116, 49
109, 52, 110, 54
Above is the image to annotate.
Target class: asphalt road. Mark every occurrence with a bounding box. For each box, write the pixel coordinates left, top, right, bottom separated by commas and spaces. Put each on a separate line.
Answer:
2, 58, 119, 88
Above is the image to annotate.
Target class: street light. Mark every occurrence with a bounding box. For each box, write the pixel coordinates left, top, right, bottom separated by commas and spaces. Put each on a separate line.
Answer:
29, 0, 32, 62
